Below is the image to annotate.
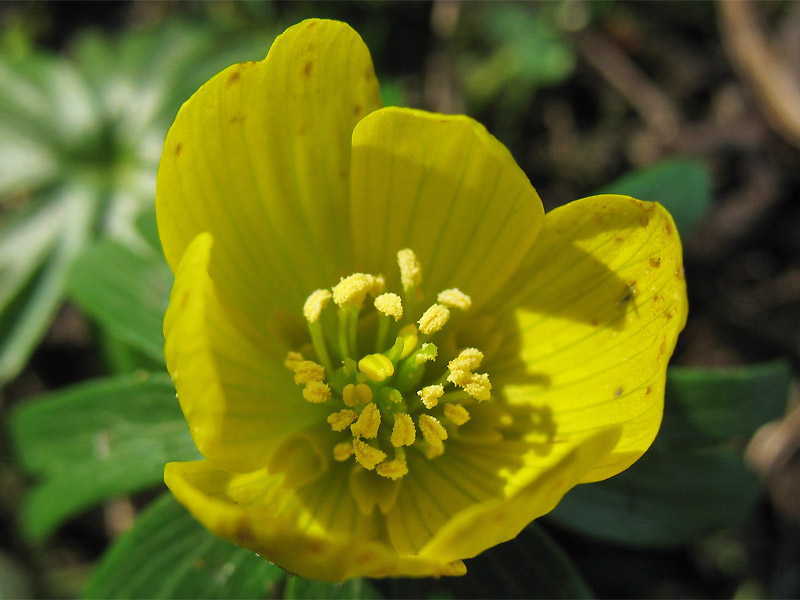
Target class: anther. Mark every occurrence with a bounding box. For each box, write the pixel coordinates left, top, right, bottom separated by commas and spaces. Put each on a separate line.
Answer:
353, 438, 387, 470
342, 383, 373, 407
397, 249, 422, 291
284, 351, 304, 370
418, 414, 448, 446
293, 360, 325, 385
418, 384, 444, 409
374, 293, 403, 320
333, 441, 354, 461
437, 288, 472, 311
377, 456, 408, 480
390, 413, 416, 447
303, 289, 332, 322
332, 273, 375, 307
327, 409, 358, 432
418, 304, 450, 335
444, 403, 471, 425
302, 381, 331, 404
350, 402, 382, 439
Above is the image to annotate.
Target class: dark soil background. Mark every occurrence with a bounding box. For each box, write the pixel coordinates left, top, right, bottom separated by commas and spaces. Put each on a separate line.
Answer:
1, 1, 799, 598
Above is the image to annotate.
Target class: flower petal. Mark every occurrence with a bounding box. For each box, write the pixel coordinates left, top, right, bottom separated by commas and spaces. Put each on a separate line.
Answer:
489, 195, 688, 482
349, 107, 544, 309
165, 233, 327, 472
417, 428, 620, 561
164, 460, 467, 582
157, 19, 382, 335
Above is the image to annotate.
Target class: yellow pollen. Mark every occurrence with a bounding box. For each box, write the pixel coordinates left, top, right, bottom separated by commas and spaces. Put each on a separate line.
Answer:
302, 381, 331, 404
437, 288, 472, 311
358, 353, 395, 382
390, 413, 416, 447
292, 360, 326, 385
303, 289, 332, 322
327, 409, 358, 432
448, 348, 484, 372
418, 384, 444, 409
397, 249, 422, 291
353, 438, 387, 470
444, 403, 471, 425
462, 374, 492, 401
418, 304, 450, 335
333, 441, 354, 462
419, 414, 448, 444
332, 273, 375, 307
376, 457, 408, 480
415, 342, 437, 364
374, 293, 403, 320
350, 402, 381, 439
284, 351, 304, 370
342, 382, 373, 407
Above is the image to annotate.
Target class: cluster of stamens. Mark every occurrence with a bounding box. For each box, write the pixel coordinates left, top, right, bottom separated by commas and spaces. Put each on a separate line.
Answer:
284, 249, 492, 480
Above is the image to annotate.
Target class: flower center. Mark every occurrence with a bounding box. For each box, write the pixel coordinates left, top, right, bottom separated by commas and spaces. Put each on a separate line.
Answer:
285, 249, 491, 480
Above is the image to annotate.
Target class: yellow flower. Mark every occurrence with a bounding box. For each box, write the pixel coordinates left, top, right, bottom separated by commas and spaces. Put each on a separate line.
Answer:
157, 19, 687, 582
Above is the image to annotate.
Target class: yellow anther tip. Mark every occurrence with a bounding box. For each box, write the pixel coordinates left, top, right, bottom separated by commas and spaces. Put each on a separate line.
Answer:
419, 414, 448, 445
293, 360, 326, 385
391, 413, 416, 447
327, 409, 358, 432
418, 304, 450, 335
332, 273, 375, 307
350, 402, 382, 439
444, 403, 471, 425
418, 384, 444, 409
358, 353, 395, 382
333, 441, 354, 462
376, 458, 408, 480
284, 351, 304, 370
302, 381, 331, 404
353, 438, 387, 470
374, 293, 403, 321
303, 289, 332, 323
397, 249, 422, 291
437, 288, 472, 311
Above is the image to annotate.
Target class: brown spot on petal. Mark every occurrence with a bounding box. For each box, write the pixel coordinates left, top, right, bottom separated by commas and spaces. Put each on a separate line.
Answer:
650, 257, 661, 269
615, 236, 625, 244
226, 71, 240, 86
304, 60, 313, 77
639, 215, 650, 227
659, 340, 667, 355
646, 386, 652, 396
614, 387, 624, 397
354, 103, 362, 116
175, 142, 183, 156
666, 221, 673, 236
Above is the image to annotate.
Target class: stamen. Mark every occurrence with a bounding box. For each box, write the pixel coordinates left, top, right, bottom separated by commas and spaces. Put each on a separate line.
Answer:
353, 438, 387, 470
397, 249, 422, 291
414, 343, 438, 365
448, 348, 484, 372
418, 304, 450, 335
332, 274, 375, 307
358, 353, 395, 382
437, 288, 472, 311
444, 403, 471, 425
370, 274, 386, 297
350, 402, 382, 439
304, 289, 332, 322
398, 324, 418, 359
342, 382, 373, 407
419, 414, 448, 442
284, 351, 304, 370
333, 441, 354, 461
390, 413, 416, 447
376, 455, 408, 480
374, 293, 403, 320
327, 409, 358, 432
418, 384, 444, 409
302, 381, 331, 404
293, 360, 326, 384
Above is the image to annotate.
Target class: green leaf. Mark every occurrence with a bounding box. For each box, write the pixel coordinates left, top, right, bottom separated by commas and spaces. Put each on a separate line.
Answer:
0, 183, 97, 384
661, 360, 791, 445
284, 577, 382, 599
600, 158, 712, 235
9, 372, 198, 539
547, 361, 790, 546
84, 494, 285, 599
67, 238, 172, 363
